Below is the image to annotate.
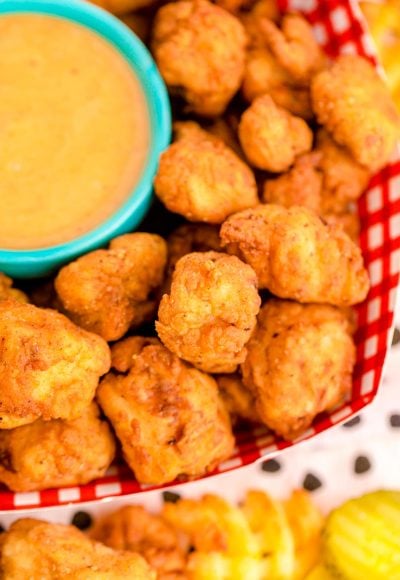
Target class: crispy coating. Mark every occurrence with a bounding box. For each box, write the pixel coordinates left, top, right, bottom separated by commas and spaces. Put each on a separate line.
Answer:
156, 252, 261, 373
89, 0, 155, 15
324, 211, 361, 245
110, 336, 161, 373
55, 233, 167, 342
203, 118, 244, 158
260, 13, 326, 83
0, 403, 115, 492
0, 301, 110, 430
263, 137, 369, 216
0, 273, 28, 303
241, 300, 356, 439
154, 122, 258, 223
216, 374, 261, 423
311, 54, 400, 171
240, 0, 280, 44
151, 0, 247, 116
263, 152, 323, 213
242, 47, 313, 118
97, 340, 234, 484
90, 505, 187, 578
316, 130, 371, 214
220, 204, 370, 305
238, 95, 313, 172
0, 519, 154, 579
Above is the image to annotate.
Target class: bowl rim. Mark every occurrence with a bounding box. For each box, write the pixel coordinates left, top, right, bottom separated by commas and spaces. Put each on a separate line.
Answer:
0, 0, 171, 266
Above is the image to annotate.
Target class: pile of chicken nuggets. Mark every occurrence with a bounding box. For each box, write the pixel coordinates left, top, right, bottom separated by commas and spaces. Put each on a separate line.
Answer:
0, 0, 399, 493
0, 489, 324, 579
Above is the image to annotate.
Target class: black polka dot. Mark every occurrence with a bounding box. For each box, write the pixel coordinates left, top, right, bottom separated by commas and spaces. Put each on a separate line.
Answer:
162, 491, 181, 503
302, 473, 322, 492
71, 511, 92, 530
343, 415, 361, 428
261, 458, 281, 473
354, 455, 371, 474
392, 328, 400, 346
390, 414, 400, 428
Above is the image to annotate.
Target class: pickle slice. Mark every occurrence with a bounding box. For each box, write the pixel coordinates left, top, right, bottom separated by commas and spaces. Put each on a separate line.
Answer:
323, 490, 400, 579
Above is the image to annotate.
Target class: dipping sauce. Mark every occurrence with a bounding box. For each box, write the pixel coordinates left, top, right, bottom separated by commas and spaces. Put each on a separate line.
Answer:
0, 14, 150, 249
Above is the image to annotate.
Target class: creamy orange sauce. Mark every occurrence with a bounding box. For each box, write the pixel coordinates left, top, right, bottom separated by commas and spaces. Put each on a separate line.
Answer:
0, 14, 150, 249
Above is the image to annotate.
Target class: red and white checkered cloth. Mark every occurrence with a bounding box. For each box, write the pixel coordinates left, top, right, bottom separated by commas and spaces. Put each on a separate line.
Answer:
1, 0, 399, 511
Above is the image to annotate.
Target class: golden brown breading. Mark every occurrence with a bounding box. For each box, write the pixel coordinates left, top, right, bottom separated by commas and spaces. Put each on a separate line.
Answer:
242, 48, 313, 118
238, 95, 313, 172
151, 0, 247, 117
262, 136, 369, 216
202, 118, 244, 158
262, 152, 322, 213
220, 204, 370, 305
240, 0, 280, 43
241, 300, 356, 439
0, 301, 110, 430
0, 518, 154, 579
90, 506, 187, 578
110, 336, 161, 373
97, 340, 234, 484
0, 403, 115, 492
0, 273, 28, 303
89, 0, 156, 15
156, 252, 261, 373
216, 374, 261, 423
323, 211, 361, 245
316, 129, 371, 214
154, 122, 258, 224
55, 233, 167, 342
260, 13, 326, 83
311, 54, 400, 172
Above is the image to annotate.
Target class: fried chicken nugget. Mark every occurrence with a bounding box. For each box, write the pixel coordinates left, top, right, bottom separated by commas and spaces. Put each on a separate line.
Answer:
263, 136, 370, 217
97, 339, 234, 484
238, 95, 313, 172
241, 300, 356, 439
220, 204, 370, 305
154, 122, 258, 224
216, 374, 261, 423
260, 13, 326, 83
311, 54, 400, 172
242, 48, 313, 119
316, 129, 371, 214
151, 0, 247, 117
263, 152, 323, 213
0, 273, 28, 303
90, 505, 187, 578
156, 252, 261, 373
0, 519, 154, 580
0, 301, 110, 430
323, 211, 361, 245
0, 403, 115, 492
55, 233, 167, 342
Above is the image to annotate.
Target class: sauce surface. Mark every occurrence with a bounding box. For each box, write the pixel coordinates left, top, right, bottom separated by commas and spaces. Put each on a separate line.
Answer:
0, 14, 150, 249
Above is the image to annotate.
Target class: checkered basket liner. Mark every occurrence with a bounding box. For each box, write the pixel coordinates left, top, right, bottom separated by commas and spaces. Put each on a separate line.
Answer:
1, 0, 399, 511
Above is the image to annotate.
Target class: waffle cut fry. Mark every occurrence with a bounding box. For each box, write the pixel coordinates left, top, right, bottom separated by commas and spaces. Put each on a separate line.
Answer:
161, 491, 323, 579
361, 1, 400, 108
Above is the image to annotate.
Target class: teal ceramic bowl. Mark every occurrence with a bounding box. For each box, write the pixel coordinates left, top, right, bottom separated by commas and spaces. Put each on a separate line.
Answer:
0, 0, 171, 278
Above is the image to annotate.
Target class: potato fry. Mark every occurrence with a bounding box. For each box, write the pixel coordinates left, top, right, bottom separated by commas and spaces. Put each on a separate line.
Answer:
241, 490, 295, 579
